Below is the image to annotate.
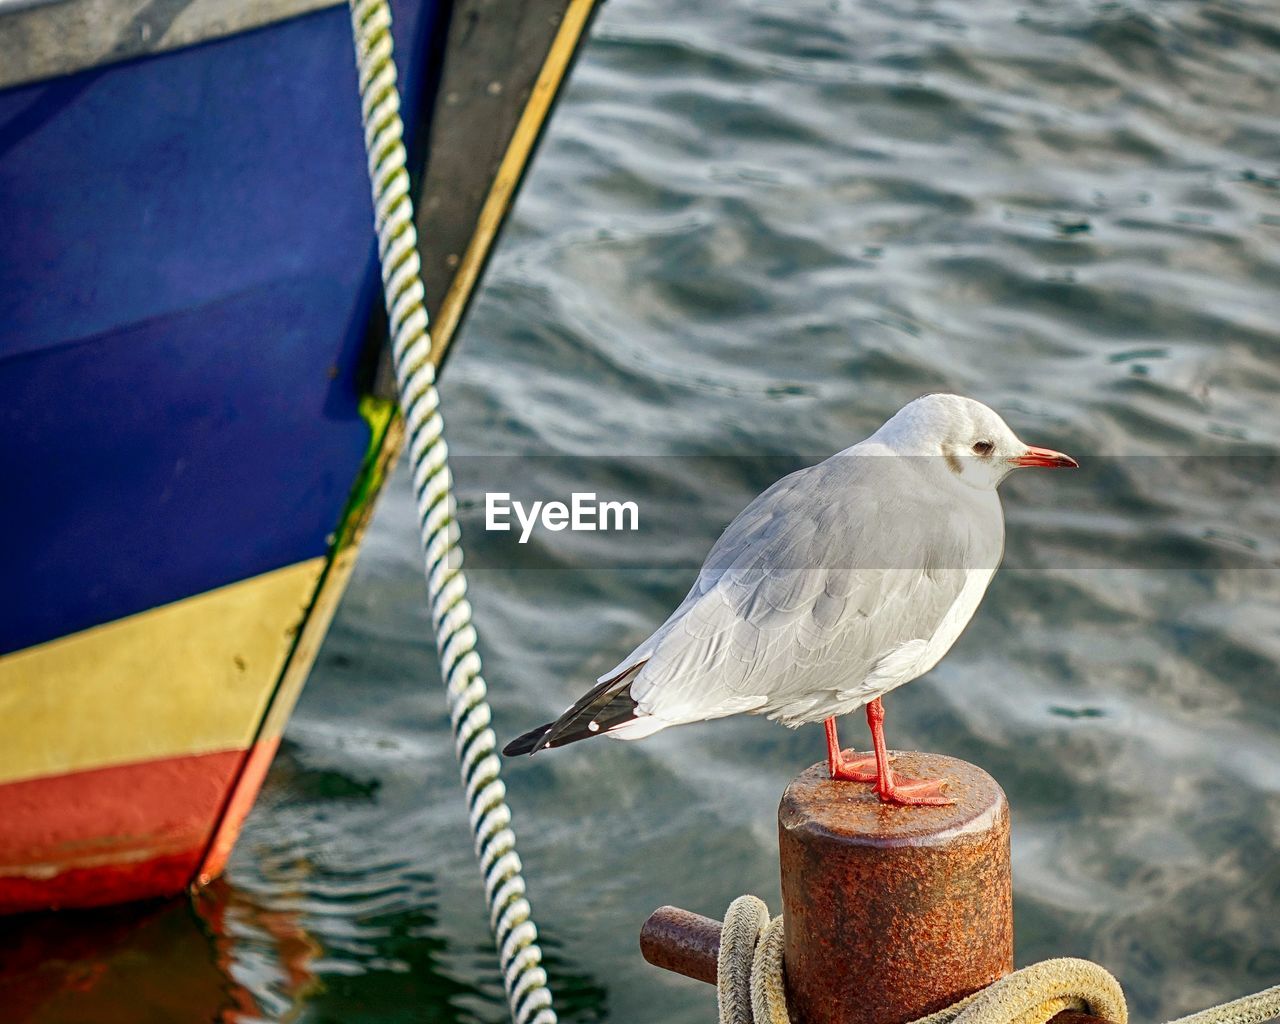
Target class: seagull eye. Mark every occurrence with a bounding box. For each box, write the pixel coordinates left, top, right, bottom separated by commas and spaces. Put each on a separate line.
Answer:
972, 440, 994, 456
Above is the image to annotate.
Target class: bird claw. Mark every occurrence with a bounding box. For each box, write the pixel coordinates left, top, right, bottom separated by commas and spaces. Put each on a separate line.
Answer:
830, 751, 879, 783
875, 774, 955, 807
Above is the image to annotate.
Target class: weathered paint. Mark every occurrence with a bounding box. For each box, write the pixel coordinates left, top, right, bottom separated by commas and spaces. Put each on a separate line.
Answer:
194, 406, 406, 886
0, 562, 323, 786
0, 0, 603, 914
0, 745, 267, 914
0, 0, 440, 662
196, 738, 282, 885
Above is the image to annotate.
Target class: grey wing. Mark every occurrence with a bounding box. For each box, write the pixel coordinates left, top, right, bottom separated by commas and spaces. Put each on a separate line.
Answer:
626, 455, 993, 725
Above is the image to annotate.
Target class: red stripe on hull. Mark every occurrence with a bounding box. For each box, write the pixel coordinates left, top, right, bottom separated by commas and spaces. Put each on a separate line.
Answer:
198, 736, 281, 884
0, 850, 202, 916
0, 747, 269, 914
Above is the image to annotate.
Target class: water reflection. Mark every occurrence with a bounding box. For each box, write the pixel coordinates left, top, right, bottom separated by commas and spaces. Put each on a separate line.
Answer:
233, 735, 609, 1023
0, 834, 608, 1024
0, 882, 305, 1023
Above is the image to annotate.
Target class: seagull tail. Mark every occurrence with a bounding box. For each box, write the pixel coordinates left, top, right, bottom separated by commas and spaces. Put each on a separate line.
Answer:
502, 662, 646, 756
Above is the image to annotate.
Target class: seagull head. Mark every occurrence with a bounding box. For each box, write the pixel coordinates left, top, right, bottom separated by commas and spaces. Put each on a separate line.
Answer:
872, 393, 1078, 490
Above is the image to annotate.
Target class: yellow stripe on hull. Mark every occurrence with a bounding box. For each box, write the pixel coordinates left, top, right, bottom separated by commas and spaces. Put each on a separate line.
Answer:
0, 560, 324, 786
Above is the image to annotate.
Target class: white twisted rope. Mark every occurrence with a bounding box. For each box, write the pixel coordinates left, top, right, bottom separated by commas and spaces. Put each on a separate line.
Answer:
346, 4, 556, 1022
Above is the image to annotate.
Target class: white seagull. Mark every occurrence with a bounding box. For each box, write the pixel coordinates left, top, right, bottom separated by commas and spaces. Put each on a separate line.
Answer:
503, 394, 1077, 805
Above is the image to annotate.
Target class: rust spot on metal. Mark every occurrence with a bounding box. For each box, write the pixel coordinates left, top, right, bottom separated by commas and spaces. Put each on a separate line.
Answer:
640, 906, 722, 985
779, 754, 1013, 1024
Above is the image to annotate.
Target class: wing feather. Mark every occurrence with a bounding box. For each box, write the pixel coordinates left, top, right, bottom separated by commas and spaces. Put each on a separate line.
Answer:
622, 452, 1004, 726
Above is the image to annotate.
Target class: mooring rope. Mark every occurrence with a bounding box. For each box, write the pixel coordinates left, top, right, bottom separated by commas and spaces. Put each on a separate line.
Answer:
717, 896, 1280, 1024
345, 4, 556, 1023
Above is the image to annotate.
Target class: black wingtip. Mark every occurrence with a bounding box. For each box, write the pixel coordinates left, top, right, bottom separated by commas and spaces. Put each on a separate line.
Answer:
502, 723, 552, 757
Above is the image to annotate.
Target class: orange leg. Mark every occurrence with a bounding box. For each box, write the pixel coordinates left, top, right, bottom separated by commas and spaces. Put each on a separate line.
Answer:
824, 716, 878, 782
865, 698, 953, 806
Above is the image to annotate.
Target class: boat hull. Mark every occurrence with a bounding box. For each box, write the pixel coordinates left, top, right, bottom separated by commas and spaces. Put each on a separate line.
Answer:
0, 0, 599, 913
0, 745, 280, 913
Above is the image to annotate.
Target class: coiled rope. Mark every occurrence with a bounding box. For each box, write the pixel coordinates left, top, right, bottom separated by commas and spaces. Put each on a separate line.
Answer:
717, 896, 1280, 1024
345, 3, 556, 1023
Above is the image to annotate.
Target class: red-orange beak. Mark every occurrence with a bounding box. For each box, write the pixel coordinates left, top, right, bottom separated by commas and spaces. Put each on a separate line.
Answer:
1012, 445, 1078, 469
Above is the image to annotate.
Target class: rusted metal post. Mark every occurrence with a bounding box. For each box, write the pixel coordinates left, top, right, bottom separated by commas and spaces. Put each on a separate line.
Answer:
640, 754, 1121, 1024
640, 905, 721, 985
639, 910, 1113, 1024
779, 753, 1012, 1024
641, 752, 1027, 1023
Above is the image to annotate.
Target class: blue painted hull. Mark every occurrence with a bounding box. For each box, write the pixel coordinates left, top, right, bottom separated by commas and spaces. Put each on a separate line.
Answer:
0, 1, 440, 657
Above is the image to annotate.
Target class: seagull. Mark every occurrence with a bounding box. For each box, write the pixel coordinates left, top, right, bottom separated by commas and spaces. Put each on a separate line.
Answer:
503, 394, 1077, 805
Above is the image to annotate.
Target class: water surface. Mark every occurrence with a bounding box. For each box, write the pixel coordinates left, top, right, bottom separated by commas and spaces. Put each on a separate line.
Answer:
10, 0, 1280, 1020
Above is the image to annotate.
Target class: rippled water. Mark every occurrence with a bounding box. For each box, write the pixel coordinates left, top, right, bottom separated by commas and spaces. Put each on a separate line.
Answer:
8, 0, 1280, 1020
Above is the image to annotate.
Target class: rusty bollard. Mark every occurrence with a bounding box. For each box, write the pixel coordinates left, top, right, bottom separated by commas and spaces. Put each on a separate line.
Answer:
780, 754, 1012, 1024
642, 752, 1015, 1024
